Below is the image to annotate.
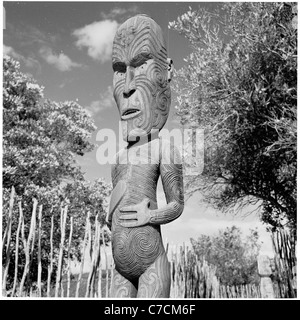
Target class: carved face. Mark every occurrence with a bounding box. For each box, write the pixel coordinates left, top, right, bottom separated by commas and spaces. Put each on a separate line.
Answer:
112, 15, 171, 142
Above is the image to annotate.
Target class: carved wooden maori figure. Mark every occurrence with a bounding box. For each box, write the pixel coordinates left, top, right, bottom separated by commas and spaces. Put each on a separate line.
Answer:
107, 14, 184, 298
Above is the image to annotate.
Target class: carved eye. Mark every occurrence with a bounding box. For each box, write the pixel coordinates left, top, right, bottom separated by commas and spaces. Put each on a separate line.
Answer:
137, 61, 147, 71
116, 70, 125, 77
113, 62, 126, 76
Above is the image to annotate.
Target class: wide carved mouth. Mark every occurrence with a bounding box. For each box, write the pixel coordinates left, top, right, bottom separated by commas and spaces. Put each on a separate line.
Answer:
121, 108, 141, 120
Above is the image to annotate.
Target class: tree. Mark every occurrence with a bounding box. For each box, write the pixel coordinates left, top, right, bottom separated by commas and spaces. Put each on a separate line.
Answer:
169, 3, 297, 236
191, 226, 261, 286
2, 56, 111, 289
61, 178, 112, 257
3, 56, 96, 195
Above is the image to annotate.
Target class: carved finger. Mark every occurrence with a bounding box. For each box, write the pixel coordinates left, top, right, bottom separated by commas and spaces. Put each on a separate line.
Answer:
119, 213, 137, 220
120, 205, 137, 212
120, 220, 138, 228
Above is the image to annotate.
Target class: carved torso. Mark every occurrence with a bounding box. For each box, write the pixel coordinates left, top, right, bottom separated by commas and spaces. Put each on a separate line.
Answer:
111, 138, 164, 281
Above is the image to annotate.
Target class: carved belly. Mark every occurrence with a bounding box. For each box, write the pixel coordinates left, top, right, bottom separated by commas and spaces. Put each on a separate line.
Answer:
110, 163, 162, 280
112, 222, 163, 280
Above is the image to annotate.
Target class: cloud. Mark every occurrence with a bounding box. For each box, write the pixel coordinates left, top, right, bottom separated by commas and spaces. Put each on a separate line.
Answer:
58, 77, 75, 89
39, 47, 82, 71
4, 44, 23, 61
100, 6, 139, 19
86, 86, 115, 116
5, 22, 60, 48
88, 5, 140, 64
87, 101, 104, 116
4, 24, 72, 73
73, 19, 119, 63
3, 44, 40, 70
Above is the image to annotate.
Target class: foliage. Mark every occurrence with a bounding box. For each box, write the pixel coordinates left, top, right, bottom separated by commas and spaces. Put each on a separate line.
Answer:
191, 226, 261, 286
61, 178, 112, 253
2, 56, 111, 288
3, 56, 96, 194
169, 3, 297, 236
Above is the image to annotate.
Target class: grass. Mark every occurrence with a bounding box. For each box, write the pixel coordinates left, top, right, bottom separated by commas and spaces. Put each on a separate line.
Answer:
47, 270, 112, 298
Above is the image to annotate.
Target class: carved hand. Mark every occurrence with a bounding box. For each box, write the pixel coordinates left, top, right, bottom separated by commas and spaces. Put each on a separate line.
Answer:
119, 198, 151, 227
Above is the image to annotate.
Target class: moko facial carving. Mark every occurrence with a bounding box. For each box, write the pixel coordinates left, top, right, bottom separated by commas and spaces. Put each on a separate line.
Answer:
108, 14, 183, 298
112, 14, 171, 142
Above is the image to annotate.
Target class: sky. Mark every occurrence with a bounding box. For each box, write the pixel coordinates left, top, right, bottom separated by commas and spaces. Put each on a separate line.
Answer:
2, 1, 274, 256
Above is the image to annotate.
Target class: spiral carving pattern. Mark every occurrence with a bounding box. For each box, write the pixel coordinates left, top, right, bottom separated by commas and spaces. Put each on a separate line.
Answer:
110, 15, 183, 298
110, 270, 137, 297
111, 149, 163, 280
137, 253, 171, 298
112, 224, 162, 280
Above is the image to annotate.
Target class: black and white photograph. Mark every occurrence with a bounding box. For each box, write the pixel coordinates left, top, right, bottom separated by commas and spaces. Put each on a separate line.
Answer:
1, 1, 297, 302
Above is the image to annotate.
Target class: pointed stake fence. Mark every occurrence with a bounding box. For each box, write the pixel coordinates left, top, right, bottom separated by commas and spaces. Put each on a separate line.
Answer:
67, 216, 74, 298
37, 205, 43, 296
85, 214, 101, 298
271, 228, 297, 298
2, 187, 15, 296
75, 212, 90, 298
1, 192, 296, 298
19, 199, 38, 296
11, 202, 23, 297
102, 230, 109, 298
47, 215, 54, 297
55, 206, 68, 297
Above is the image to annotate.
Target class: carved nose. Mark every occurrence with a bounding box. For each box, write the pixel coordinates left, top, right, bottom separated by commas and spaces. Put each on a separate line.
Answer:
123, 66, 136, 98
123, 89, 136, 99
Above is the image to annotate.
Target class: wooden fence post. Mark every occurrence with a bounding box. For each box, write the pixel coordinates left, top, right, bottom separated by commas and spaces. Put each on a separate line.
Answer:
2, 187, 15, 296
75, 211, 90, 298
67, 216, 74, 298
37, 205, 43, 297
102, 230, 109, 298
47, 214, 54, 297
11, 202, 23, 297
55, 206, 68, 297
85, 214, 101, 298
19, 199, 38, 296
257, 255, 275, 298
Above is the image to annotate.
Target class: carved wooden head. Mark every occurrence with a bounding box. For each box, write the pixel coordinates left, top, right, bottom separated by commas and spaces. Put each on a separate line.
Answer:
112, 14, 172, 142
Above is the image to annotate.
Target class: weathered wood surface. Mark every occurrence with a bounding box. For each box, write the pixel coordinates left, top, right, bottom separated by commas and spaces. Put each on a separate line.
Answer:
109, 14, 183, 298
257, 255, 275, 298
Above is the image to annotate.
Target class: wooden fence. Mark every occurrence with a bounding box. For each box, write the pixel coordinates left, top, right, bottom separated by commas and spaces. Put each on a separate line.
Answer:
2, 187, 112, 297
169, 244, 261, 298
1, 188, 296, 298
271, 228, 297, 298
